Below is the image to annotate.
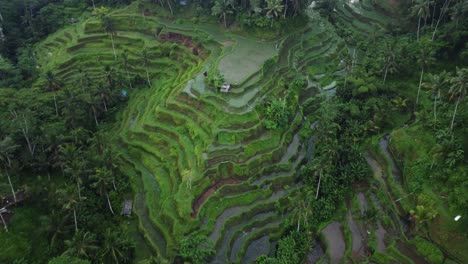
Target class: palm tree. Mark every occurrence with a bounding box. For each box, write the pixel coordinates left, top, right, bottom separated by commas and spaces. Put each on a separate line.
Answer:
411, 0, 430, 41
211, 0, 233, 28
448, 67, 467, 130
121, 51, 133, 89
141, 48, 152, 88
341, 52, 353, 88
0, 137, 19, 202
265, 0, 284, 27
289, 191, 313, 232
45, 71, 62, 116
101, 228, 134, 263
423, 72, 447, 125
59, 144, 86, 198
63, 230, 98, 259
449, 0, 466, 28
90, 167, 115, 215
432, 0, 452, 40
56, 185, 84, 233
415, 43, 435, 106
381, 43, 398, 84
102, 16, 117, 60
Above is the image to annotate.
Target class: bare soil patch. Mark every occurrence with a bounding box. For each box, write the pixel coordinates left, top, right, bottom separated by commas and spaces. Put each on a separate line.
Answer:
191, 179, 244, 218
159, 32, 205, 56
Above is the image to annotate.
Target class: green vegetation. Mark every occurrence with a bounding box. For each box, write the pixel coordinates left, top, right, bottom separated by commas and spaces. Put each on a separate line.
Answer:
0, 0, 466, 263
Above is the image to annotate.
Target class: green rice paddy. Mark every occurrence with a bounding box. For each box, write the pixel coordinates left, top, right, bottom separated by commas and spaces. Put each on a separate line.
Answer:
33, 1, 416, 262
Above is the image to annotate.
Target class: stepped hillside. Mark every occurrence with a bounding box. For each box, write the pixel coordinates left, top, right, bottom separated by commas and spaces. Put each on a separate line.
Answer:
29, 1, 467, 263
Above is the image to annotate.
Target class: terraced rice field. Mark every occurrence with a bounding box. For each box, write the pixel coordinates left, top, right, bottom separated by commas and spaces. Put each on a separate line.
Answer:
33, 1, 418, 262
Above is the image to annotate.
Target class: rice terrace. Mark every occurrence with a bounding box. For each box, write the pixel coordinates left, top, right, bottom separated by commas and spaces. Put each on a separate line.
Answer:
0, 0, 467, 263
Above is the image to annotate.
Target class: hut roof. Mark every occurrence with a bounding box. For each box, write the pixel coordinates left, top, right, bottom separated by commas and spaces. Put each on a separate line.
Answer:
121, 200, 133, 216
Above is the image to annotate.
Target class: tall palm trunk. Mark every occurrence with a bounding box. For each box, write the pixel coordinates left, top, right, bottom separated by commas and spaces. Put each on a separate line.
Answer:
450, 96, 460, 130
223, 13, 227, 28
53, 94, 58, 116
166, 0, 174, 14
106, 192, 115, 215
73, 209, 78, 232
110, 34, 117, 60
284, 0, 288, 18
383, 66, 389, 84
91, 0, 96, 11
92, 106, 98, 126
432, 0, 451, 40
431, 3, 436, 28
416, 67, 424, 105
0, 212, 8, 232
433, 92, 438, 125
315, 171, 322, 199
417, 16, 421, 41
145, 68, 151, 87
296, 214, 301, 232
126, 68, 133, 89
6, 170, 16, 202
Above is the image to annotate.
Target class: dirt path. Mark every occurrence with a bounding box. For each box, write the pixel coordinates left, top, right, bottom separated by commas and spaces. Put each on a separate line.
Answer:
191, 179, 244, 218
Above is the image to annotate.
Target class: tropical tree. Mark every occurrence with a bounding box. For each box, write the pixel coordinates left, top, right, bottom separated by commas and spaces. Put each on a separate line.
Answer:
120, 51, 133, 89
341, 52, 353, 88
415, 43, 435, 106
63, 230, 98, 259
448, 67, 467, 130
263, 97, 290, 130
141, 48, 152, 87
265, 0, 284, 27
381, 42, 398, 84
44, 71, 62, 115
100, 228, 135, 263
432, 0, 452, 40
90, 167, 115, 215
411, 0, 430, 41
423, 71, 447, 125
179, 233, 215, 264
56, 185, 84, 233
102, 16, 117, 60
0, 136, 19, 202
288, 191, 312, 232
211, 0, 233, 28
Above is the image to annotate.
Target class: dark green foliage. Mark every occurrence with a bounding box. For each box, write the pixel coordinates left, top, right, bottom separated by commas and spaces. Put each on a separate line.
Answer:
263, 98, 291, 130
256, 231, 310, 264
178, 233, 215, 264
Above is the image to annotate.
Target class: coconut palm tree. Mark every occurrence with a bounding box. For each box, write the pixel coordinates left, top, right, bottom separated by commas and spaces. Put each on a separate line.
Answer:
448, 67, 467, 130
432, 0, 453, 40
289, 191, 313, 231
56, 185, 84, 233
63, 230, 98, 259
265, 0, 284, 26
100, 228, 134, 263
90, 167, 115, 215
449, 0, 467, 28
411, 0, 431, 41
45, 71, 62, 115
141, 48, 152, 88
423, 71, 447, 125
415, 43, 435, 106
102, 16, 117, 60
211, 0, 233, 28
381, 42, 398, 84
0, 137, 19, 202
120, 51, 133, 89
